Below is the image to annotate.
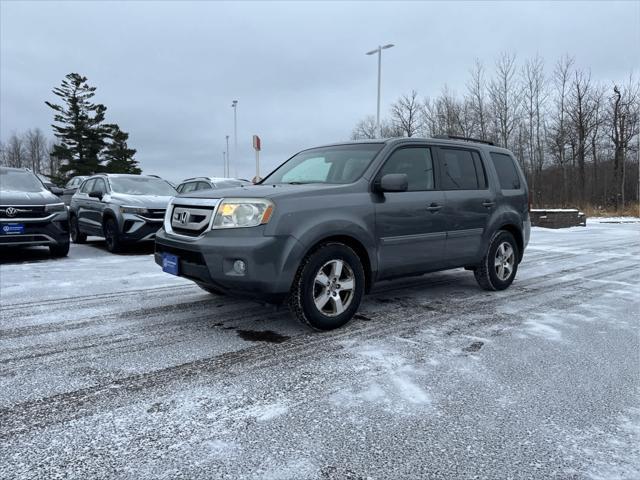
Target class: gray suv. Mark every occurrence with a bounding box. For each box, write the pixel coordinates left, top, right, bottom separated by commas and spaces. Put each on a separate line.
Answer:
155, 137, 531, 330
0, 167, 70, 257
70, 174, 176, 253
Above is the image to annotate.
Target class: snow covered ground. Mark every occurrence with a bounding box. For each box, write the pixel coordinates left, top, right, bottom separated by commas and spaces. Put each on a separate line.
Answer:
1, 222, 639, 479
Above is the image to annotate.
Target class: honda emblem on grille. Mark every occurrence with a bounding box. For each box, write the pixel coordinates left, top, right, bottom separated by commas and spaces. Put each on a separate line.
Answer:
174, 211, 189, 225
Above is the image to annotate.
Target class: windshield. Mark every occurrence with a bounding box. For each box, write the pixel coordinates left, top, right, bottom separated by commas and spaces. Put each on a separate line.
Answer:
0, 169, 46, 192
109, 176, 177, 196
262, 144, 384, 185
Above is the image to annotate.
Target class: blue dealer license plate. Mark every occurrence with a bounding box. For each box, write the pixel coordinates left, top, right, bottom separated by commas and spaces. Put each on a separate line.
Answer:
1, 223, 25, 235
162, 253, 179, 275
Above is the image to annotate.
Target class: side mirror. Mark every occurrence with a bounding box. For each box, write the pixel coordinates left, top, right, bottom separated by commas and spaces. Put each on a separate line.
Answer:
49, 186, 64, 196
377, 173, 408, 193
88, 190, 103, 200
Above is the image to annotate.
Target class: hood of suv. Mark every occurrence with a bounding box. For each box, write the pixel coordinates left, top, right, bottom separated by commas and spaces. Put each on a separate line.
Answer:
178, 183, 342, 200
0, 189, 61, 206
108, 194, 174, 209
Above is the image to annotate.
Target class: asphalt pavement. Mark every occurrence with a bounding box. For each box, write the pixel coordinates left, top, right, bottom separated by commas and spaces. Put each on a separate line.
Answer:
1, 221, 638, 479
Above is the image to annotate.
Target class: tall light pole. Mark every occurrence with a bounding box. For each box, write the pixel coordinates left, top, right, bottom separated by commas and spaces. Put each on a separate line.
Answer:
366, 44, 394, 138
231, 100, 238, 177
225, 135, 230, 177
222, 151, 227, 177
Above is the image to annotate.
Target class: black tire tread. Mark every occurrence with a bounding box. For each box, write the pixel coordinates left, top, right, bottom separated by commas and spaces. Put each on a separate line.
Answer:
288, 242, 364, 331
474, 230, 518, 291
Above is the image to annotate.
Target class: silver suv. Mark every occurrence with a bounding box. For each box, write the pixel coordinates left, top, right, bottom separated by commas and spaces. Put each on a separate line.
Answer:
69, 174, 176, 253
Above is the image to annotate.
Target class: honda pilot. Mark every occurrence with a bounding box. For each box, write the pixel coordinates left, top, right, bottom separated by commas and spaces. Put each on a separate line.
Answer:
0, 167, 70, 257
70, 174, 176, 253
155, 137, 531, 330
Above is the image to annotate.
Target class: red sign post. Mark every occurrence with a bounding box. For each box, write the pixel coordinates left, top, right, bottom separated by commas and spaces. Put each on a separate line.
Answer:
252, 135, 261, 182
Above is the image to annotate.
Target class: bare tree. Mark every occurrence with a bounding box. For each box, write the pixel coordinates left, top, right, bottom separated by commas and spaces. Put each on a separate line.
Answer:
351, 115, 378, 140
548, 55, 574, 205
609, 79, 640, 209
25, 128, 49, 174
467, 59, 490, 140
488, 52, 521, 149
4, 133, 26, 168
390, 90, 423, 137
567, 69, 600, 205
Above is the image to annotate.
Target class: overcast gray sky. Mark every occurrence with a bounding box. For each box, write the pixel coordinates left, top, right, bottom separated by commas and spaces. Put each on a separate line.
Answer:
1, 0, 638, 181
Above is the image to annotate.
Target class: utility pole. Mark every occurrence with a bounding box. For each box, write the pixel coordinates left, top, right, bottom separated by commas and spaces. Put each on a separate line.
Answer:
366, 44, 394, 138
232, 100, 238, 177
222, 151, 226, 177
225, 135, 230, 177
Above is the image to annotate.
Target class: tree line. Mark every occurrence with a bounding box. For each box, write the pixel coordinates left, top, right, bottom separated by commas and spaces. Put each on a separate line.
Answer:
0, 73, 140, 183
352, 53, 640, 211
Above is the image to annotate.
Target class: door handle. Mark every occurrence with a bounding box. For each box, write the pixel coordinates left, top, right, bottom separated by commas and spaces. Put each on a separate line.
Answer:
482, 200, 495, 208
427, 203, 442, 212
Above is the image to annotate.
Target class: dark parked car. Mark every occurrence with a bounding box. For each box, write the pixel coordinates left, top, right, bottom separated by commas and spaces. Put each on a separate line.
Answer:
0, 167, 70, 257
69, 174, 177, 253
60, 175, 87, 206
155, 137, 530, 330
176, 177, 249, 194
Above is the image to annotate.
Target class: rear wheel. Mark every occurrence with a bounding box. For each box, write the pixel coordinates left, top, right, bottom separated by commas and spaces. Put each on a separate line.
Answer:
70, 215, 86, 244
104, 218, 122, 253
49, 240, 70, 257
289, 243, 365, 331
474, 230, 519, 291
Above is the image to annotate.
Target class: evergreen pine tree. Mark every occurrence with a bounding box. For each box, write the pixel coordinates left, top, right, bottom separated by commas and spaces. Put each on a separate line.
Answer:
45, 73, 107, 179
103, 124, 141, 174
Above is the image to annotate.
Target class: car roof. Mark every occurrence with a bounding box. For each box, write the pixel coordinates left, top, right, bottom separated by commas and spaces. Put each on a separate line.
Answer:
308, 137, 513, 155
179, 177, 245, 184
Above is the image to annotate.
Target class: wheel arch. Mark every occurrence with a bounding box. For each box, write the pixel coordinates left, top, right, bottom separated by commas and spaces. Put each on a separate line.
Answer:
498, 223, 524, 262
301, 234, 374, 293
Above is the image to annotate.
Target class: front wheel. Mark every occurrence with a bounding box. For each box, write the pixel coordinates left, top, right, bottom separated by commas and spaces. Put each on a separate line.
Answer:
49, 241, 70, 257
104, 218, 122, 253
474, 230, 519, 291
289, 243, 365, 331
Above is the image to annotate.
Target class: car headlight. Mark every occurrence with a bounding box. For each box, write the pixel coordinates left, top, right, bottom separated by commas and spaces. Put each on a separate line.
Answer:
45, 202, 66, 212
120, 206, 149, 215
212, 198, 274, 229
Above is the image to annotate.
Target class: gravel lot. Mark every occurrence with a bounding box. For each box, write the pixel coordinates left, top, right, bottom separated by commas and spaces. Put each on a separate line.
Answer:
1, 220, 639, 480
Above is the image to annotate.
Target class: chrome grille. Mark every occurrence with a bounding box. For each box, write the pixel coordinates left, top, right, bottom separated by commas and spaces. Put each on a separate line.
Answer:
0, 206, 46, 219
165, 198, 219, 238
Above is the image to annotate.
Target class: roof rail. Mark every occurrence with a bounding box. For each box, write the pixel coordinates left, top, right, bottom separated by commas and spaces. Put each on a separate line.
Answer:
432, 134, 494, 146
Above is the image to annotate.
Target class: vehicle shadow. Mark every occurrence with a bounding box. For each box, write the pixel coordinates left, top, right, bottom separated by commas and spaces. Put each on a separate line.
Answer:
0, 246, 65, 265
84, 239, 155, 256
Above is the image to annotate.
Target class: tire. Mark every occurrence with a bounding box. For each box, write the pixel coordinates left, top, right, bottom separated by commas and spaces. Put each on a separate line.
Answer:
196, 283, 225, 296
474, 230, 519, 291
289, 242, 365, 331
49, 240, 70, 257
70, 215, 86, 244
103, 218, 122, 253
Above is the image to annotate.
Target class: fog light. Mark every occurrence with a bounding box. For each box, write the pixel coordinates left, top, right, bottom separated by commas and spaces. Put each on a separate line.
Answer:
233, 260, 246, 275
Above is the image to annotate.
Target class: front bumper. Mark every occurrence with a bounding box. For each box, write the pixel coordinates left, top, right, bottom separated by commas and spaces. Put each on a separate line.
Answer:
154, 226, 305, 302
120, 216, 164, 242
0, 212, 69, 248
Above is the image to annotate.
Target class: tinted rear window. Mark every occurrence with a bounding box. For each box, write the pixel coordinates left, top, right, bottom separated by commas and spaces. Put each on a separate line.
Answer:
490, 153, 521, 190
439, 148, 484, 190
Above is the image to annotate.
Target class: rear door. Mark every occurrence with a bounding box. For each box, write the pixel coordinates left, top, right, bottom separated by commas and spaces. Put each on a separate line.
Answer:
374, 145, 447, 278
76, 178, 96, 234
84, 178, 109, 233
435, 146, 495, 264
